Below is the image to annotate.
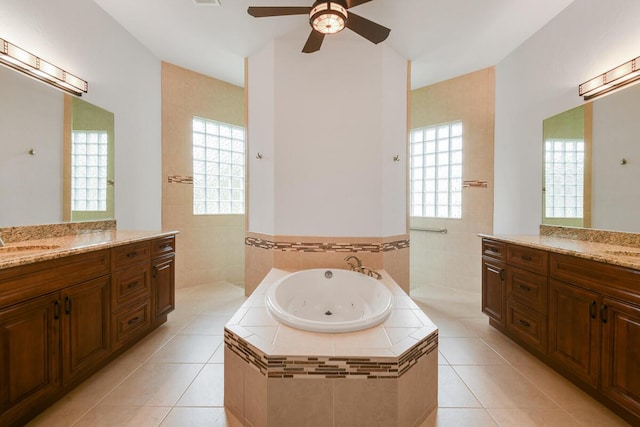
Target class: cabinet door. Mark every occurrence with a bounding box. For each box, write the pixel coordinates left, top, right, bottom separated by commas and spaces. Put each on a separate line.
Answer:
152, 255, 175, 320
548, 279, 600, 388
600, 297, 640, 414
61, 276, 110, 385
482, 257, 506, 327
0, 294, 60, 422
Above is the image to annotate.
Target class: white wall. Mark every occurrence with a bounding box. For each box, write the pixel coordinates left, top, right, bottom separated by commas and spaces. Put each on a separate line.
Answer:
248, 34, 407, 238
0, 0, 161, 229
494, 0, 640, 234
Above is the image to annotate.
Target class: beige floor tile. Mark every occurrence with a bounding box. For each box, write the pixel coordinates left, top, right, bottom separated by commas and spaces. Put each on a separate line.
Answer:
176, 364, 225, 407
438, 350, 450, 365
487, 408, 581, 426
149, 335, 223, 363
160, 407, 243, 427
154, 311, 196, 335
453, 365, 560, 409
100, 363, 202, 406
562, 401, 632, 426
438, 365, 482, 408
72, 405, 171, 427
420, 408, 498, 427
208, 341, 225, 363
439, 337, 507, 365
27, 396, 93, 427
116, 329, 176, 365
479, 332, 541, 367
179, 314, 232, 335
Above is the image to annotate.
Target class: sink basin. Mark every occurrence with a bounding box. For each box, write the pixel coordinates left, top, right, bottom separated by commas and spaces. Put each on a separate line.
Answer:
0, 244, 61, 253
600, 249, 640, 258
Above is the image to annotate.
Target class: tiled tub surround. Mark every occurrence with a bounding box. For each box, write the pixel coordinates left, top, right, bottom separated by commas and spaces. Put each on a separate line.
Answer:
0, 223, 176, 270
244, 232, 410, 296
481, 227, 640, 271
224, 269, 438, 427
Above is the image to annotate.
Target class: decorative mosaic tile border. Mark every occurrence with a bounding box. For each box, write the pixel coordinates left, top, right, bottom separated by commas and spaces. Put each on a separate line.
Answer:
167, 175, 194, 184
245, 237, 410, 253
224, 328, 438, 380
0, 220, 116, 244
540, 225, 640, 247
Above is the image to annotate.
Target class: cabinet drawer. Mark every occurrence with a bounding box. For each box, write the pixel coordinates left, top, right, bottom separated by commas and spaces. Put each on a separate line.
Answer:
112, 265, 151, 311
0, 250, 110, 310
506, 266, 548, 314
550, 253, 640, 305
506, 300, 547, 354
112, 299, 151, 349
111, 241, 151, 271
151, 236, 175, 258
483, 239, 506, 261
507, 244, 548, 275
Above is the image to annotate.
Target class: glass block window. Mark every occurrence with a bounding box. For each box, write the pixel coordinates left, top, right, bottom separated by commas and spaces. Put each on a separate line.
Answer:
193, 117, 245, 215
410, 121, 463, 218
71, 130, 108, 211
544, 139, 584, 218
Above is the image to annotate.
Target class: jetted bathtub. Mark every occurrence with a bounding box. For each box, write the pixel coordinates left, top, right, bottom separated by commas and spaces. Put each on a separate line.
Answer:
265, 268, 393, 333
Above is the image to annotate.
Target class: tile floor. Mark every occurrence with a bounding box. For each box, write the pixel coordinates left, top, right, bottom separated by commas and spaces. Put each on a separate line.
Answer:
28, 282, 630, 426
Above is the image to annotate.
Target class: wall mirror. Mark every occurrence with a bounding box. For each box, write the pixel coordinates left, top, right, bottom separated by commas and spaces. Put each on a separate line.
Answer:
542, 82, 640, 233
0, 65, 114, 227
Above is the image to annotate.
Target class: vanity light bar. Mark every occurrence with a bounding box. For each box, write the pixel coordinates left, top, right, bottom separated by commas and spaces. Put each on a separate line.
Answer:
579, 55, 640, 100
0, 37, 88, 96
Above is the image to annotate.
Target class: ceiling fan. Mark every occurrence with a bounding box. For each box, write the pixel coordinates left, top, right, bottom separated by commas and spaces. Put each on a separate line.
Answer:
247, 0, 390, 53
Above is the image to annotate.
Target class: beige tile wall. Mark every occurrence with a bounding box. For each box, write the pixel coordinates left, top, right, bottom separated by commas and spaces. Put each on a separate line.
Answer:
244, 232, 410, 295
410, 67, 495, 293
161, 62, 246, 288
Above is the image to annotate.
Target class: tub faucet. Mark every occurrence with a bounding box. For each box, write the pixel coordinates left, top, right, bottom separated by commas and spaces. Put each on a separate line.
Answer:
345, 255, 363, 272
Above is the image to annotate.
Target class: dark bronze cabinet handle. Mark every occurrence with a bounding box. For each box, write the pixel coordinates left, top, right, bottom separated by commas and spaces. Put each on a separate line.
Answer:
521, 255, 533, 262
126, 251, 138, 258
127, 281, 139, 289
500, 269, 505, 281
601, 304, 608, 323
128, 316, 141, 326
153, 266, 158, 278
54, 300, 60, 320
590, 301, 597, 319
64, 296, 71, 315
518, 284, 531, 292
519, 319, 530, 328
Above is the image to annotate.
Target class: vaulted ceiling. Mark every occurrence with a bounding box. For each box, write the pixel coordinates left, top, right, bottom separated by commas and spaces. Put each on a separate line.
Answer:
94, 0, 574, 89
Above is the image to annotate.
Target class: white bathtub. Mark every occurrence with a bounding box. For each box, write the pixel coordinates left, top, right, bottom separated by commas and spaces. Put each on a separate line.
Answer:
265, 268, 393, 333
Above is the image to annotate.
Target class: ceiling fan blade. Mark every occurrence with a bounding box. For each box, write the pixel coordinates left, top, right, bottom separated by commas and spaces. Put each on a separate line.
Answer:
302, 29, 325, 53
345, 12, 390, 44
247, 6, 312, 18
346, 0, 373, 8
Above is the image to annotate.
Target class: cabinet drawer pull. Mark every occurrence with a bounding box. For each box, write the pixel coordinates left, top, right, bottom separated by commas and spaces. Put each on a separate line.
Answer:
64, 296, 72, 315
162, 244, 172, 250
601, 304, 608, 323
521, 255, 533, 262
54, 300, 61, 320
518, 319, 530, 328
590, 301, 597, 319
126, 251, 138, 258
518, 284, 531, 292
127, 281, 140, 289
128, 316, 141, 326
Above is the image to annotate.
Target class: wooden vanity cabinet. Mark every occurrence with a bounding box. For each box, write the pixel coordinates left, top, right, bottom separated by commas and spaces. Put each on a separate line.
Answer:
0, 234, 176, 427
482, 237, 640, 425
481, 239, 506, 327
0, 294, 60, 424
151, 236, 176, 322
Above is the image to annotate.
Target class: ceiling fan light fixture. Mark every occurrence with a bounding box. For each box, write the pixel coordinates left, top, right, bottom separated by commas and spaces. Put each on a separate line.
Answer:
310, 2, 348, 35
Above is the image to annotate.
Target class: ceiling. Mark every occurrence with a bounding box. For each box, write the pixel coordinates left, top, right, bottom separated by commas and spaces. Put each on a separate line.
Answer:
94, 0, 574, 89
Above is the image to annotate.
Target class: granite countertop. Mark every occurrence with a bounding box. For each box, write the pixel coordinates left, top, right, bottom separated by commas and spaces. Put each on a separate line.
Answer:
480, 233, 640, 270
0, 230, 177, 270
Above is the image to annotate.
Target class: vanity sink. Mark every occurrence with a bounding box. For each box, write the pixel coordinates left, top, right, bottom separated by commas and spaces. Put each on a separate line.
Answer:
0, 244, 61, 253
600, 249, 640, 258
